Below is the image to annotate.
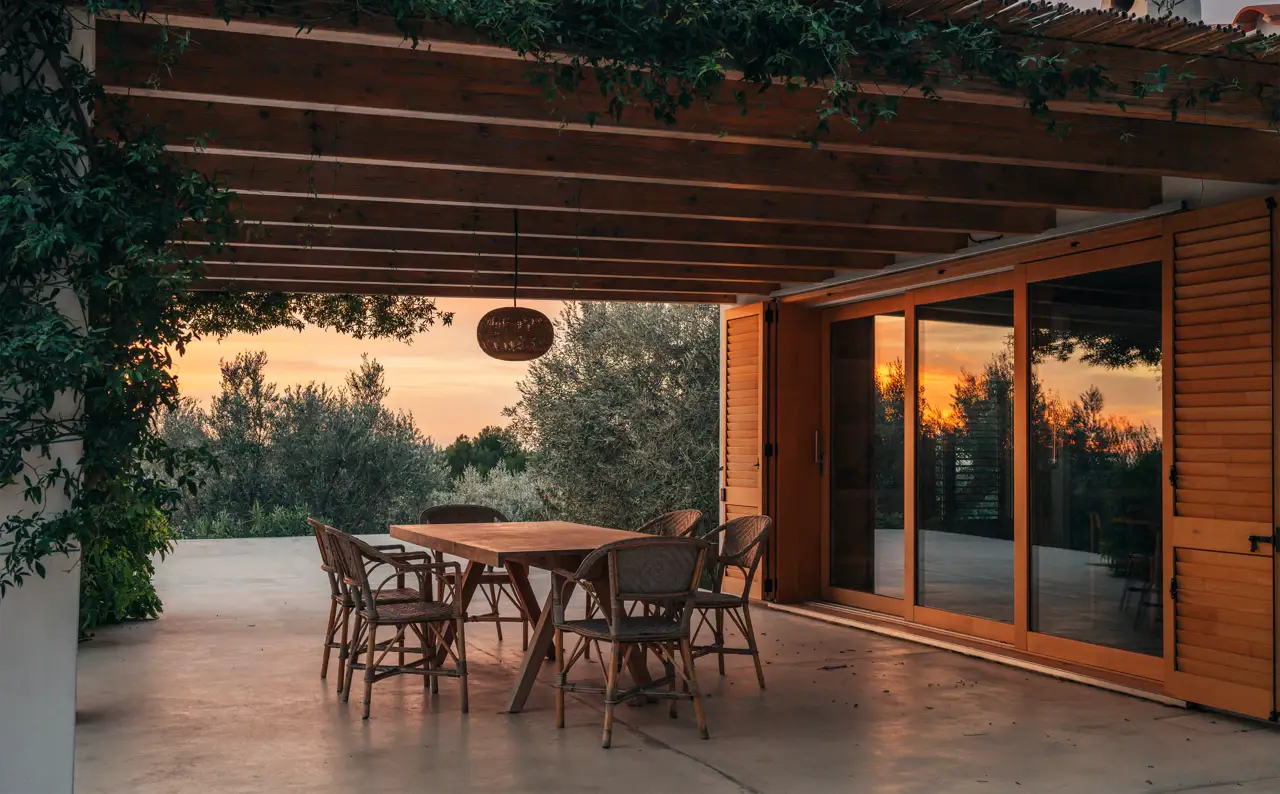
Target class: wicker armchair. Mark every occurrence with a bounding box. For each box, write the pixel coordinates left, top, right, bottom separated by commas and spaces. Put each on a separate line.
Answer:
308, 518, 421, 692
583, 510, 703, 626
552, 536, 712, 748
691, 515, 772, 689
323, 526, 470, 717
421, 504, 531, 649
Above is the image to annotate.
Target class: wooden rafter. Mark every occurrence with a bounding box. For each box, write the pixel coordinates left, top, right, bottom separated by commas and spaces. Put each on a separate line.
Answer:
119, 95, 1165, 211
195, 244, 837, 283
194, 278, 738, 304
100, 19, 1280, 183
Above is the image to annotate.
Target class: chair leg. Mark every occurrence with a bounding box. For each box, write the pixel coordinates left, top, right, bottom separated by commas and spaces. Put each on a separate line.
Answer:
420, 623, 430, 689
336, 603, 351, 694
602, 640, 622, 749
455, 616, 469, 714
714, 609, 726, 676
679, 638, 709, 740
322, 598, 339, 679
665, 643, 678, 719
554, 627, 566, 729
343, 612, 362, 703
362, 625, 377, 720
430, 621, 440, 695
742, 603, 765, 690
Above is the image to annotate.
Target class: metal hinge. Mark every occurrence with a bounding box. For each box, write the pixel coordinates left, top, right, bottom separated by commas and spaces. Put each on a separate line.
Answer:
1248, 528, 1278, 553
763, 307, 775, 323
763, 442, 774, 458
763, 577, 774, 594
1168, 465, 1177, 486
719, 487, 727, 502
1169, 576, 1178, 603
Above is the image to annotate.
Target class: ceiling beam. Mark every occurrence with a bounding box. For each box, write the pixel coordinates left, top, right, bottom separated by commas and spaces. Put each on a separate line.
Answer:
99, 19, 1280, 182
193, 278, 738, 304
231, 194, 961, 251
120, 95, 1164, 210
196, 244, 835, 283
194, 154, 1052, 237
104, 6, 1280, 130
224, 221, 961, 260
199, 263, 776, 294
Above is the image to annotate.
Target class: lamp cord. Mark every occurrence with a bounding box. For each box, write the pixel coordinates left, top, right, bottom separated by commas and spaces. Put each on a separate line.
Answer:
512, 208, 519, 307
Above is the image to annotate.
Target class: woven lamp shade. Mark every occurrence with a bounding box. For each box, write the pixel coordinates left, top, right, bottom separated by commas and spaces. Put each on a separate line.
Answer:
477, 306, 555, 361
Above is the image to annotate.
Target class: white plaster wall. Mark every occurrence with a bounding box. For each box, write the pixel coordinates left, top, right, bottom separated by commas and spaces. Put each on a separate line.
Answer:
0, 14, 93, 794
0, 289, 86, 794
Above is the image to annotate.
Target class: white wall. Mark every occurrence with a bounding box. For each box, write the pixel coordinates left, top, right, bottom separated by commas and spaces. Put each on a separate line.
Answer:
0, 15, 93, 794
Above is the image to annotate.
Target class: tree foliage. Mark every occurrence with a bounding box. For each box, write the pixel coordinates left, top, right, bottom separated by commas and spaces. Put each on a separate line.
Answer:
162, 353, 451, 537
1, 4, 452, 629
431, 463, 550, 522
507, 302, 720, 530
443, 426, 527, 480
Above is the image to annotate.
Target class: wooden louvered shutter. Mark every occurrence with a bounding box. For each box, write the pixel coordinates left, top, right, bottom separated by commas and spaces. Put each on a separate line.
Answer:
722, 303, 769, 598
1166, 201, 1276, 719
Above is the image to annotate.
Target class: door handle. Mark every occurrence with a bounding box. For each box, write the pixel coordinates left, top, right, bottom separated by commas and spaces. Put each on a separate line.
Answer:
1247, 531, 1277, 553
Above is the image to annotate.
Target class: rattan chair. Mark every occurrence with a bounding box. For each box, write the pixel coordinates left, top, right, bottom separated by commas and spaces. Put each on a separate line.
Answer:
583, 510, 704, 625
324, 526, 470, 717
308, 518, 421, 692
421, 504, 531, 649
552, 536, 712, 748
690, 515, 772, 689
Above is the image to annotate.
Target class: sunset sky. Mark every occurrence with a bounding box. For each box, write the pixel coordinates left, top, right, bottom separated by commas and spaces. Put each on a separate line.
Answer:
172, 298, 566, 445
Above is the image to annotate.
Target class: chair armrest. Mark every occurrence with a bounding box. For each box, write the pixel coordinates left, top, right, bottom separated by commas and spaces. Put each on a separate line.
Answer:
374, 543, 407, 552
388, 550, 432, 562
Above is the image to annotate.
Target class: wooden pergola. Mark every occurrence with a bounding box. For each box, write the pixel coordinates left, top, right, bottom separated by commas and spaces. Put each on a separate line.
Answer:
100, 1, 1280, 304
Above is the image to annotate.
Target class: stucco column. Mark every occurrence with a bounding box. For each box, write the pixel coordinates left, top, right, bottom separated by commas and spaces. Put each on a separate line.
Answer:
0, 13, 93, 794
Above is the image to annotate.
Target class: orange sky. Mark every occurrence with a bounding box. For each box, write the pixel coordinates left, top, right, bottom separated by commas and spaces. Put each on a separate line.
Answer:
172, 298, 565, 445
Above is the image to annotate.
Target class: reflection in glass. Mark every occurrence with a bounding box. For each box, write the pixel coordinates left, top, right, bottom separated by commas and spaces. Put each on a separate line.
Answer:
916, 293, 1015, 623
1030, 263, 1163, 656
830, 314, 905, 598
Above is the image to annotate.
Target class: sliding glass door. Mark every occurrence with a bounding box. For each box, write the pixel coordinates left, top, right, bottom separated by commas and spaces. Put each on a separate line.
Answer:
1029, 262, 1163, 657
828, 312, 906, 605
915, 292, 1017, 627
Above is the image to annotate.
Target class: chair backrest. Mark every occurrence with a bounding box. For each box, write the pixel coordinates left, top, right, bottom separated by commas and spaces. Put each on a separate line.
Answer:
322, 526, 395, 619
420, 504, 508, 524
308, 517, 341, 596
707, 515, 772, 596
575, 536, 708, 599
637, 509, 703, 538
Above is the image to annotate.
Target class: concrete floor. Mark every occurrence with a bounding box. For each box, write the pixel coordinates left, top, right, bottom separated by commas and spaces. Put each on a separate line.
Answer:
75, 537, 1280, 794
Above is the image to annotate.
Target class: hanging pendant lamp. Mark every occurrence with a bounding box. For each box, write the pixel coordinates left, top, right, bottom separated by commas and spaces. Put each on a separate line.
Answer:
477, 209, 555, 361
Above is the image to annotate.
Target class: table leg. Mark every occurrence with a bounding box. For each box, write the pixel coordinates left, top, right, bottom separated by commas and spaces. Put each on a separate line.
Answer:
503, 561, 554, 660
435, 561, 487, 666
507, 577, 573, 713
590, 573, 654, 691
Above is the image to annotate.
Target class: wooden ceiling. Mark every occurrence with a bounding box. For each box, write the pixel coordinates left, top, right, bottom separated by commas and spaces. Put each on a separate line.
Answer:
97, 4, 1280, 304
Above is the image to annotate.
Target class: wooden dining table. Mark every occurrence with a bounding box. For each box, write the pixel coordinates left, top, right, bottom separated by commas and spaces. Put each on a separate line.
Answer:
388, 521, 651, 713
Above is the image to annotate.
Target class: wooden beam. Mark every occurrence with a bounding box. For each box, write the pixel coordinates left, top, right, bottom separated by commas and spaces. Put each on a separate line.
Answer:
193, 278, 738, 303
232, 194, 953, 251
100, 19, 1280, 182
199, 263, 777, 294
122, 95, 1164, 210
225, 220, 962, 259
196, 154, 1053, 237
108, 6, 1280, 129
197, 244, 835, 283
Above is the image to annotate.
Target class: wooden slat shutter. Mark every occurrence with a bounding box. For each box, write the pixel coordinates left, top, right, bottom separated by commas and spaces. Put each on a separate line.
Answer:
722, 303, 769, 598
1166, 201, 1276, 719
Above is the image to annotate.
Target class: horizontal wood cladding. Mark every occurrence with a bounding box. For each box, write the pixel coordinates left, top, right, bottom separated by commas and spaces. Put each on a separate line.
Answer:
1173, 549, 1274, 701
1172, 204, 1273, 524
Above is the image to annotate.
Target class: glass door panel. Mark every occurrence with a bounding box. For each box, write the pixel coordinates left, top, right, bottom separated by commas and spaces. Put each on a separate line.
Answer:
916, 293, 1016, 624
1029, 262, 1163, 656
829, 314, 906, 598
